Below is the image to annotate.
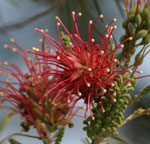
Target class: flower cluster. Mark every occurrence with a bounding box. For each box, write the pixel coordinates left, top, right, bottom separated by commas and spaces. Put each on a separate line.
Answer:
0, 39, 74, 141
28, 12, 145, 120
0, 11, 150, 144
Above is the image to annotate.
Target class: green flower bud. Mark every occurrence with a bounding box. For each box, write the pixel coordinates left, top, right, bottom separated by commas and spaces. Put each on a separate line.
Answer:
143, 18, 150, 29
122, 19, 129, 29
129, 8, 136, 15
9, 139, 22, 144
113, 131, 119, 136
127, 87, 134, 92
137, 30, 148, 39
128, 22, 135, 34
129, 15, 135, 23
101, 128, 106, 133
135, 14, 142, 25
142, 8, 150, 19
130, 78, 137, 86
135, 53, 143, 65
142, 34, 150, 45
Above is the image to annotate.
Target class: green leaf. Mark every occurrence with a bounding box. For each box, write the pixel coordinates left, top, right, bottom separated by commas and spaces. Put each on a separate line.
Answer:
0, 112, 13, 133
82, 138, 90, 144
9, 139, 22, 144
93, 0, 102, 15
114, 0, 125, 17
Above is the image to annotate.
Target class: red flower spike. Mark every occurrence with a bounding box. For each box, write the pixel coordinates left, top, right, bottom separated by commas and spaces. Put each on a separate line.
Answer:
29, 13, 149, 119
0, 38, 76, 139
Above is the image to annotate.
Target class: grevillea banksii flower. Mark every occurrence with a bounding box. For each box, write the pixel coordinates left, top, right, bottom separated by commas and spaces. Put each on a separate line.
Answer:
0, 38, 77, 140
28, 12, 150, 120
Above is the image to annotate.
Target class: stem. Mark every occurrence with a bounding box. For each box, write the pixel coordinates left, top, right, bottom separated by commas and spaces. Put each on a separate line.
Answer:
94, 138, 125, 144
118, 108, 150, 128
0, 133, 40, 143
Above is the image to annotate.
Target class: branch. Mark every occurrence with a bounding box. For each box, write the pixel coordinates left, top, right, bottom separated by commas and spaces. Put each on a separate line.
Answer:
118, 108, 150, 128
94, 138, 125, 144
0, 133, 40, 143
0, 2, 58, 33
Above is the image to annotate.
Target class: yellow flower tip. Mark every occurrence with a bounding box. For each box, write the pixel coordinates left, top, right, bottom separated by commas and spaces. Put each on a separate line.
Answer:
54, 103, 57, 106
25, 95, 29, 99
39, 39, 43, 43
102, 109, 105, 113
4, 61, 8, 65
44, 94, 48, 97
45, 29, 49, 33
105, 25, 108, 28
27, 57, 32, 61
0, 92, 3, 96
57, 22, 60, 26
100, 50, 104, 54
32, 47, 36, 51
105, 34, 109, 38
51, 101, 54, 105
113, 92, 116, 96
49, 49, 53, 53
38, 101, 42, 105
89, 20, 93, 24
124, 8, 127, 11
121, 44, 124, 48
78, 12, 82, 16
106, 68, 110, 72
67, 100, 70, 103
88, 68, 92, 72
87, 83, 91, 87
12, 48, 16, 52
55, 16, 59, 20
114, 59, 118, 62
114, 25, 117, 29
103, 89, 107, 93
129, 70, 133, 73
34, 28, 38, 31
10, 38, 15, 43
113, 18, 117, 22
4, 44, 8, 48
69, 116, 72, 119
5, 79, 9, 83
75, 34, 78, 37
113, 99, 116, 102
78, 92, 82, 96
81, 106, 85, 110
72, 11, 75, 15
111, 83, 115, 87
99, 14, 103, 19
91, 38, 95, 42
127, 82, 132, 86
57, 56, 60, 60
87, 109, 90, 112
139, 70, 143, 74
129, 37, 133, 40
92, 116, 95, 120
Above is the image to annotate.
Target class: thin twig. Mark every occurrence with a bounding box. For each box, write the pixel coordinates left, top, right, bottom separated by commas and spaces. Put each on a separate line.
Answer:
94, 138, 125, 144
0, 133, 40, 143
0, 2, 58, 32
118, 108, 150, 128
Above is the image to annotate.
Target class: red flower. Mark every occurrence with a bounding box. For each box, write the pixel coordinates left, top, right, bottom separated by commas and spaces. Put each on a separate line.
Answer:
28, 12, 147, 120
0, 39, 74, 139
